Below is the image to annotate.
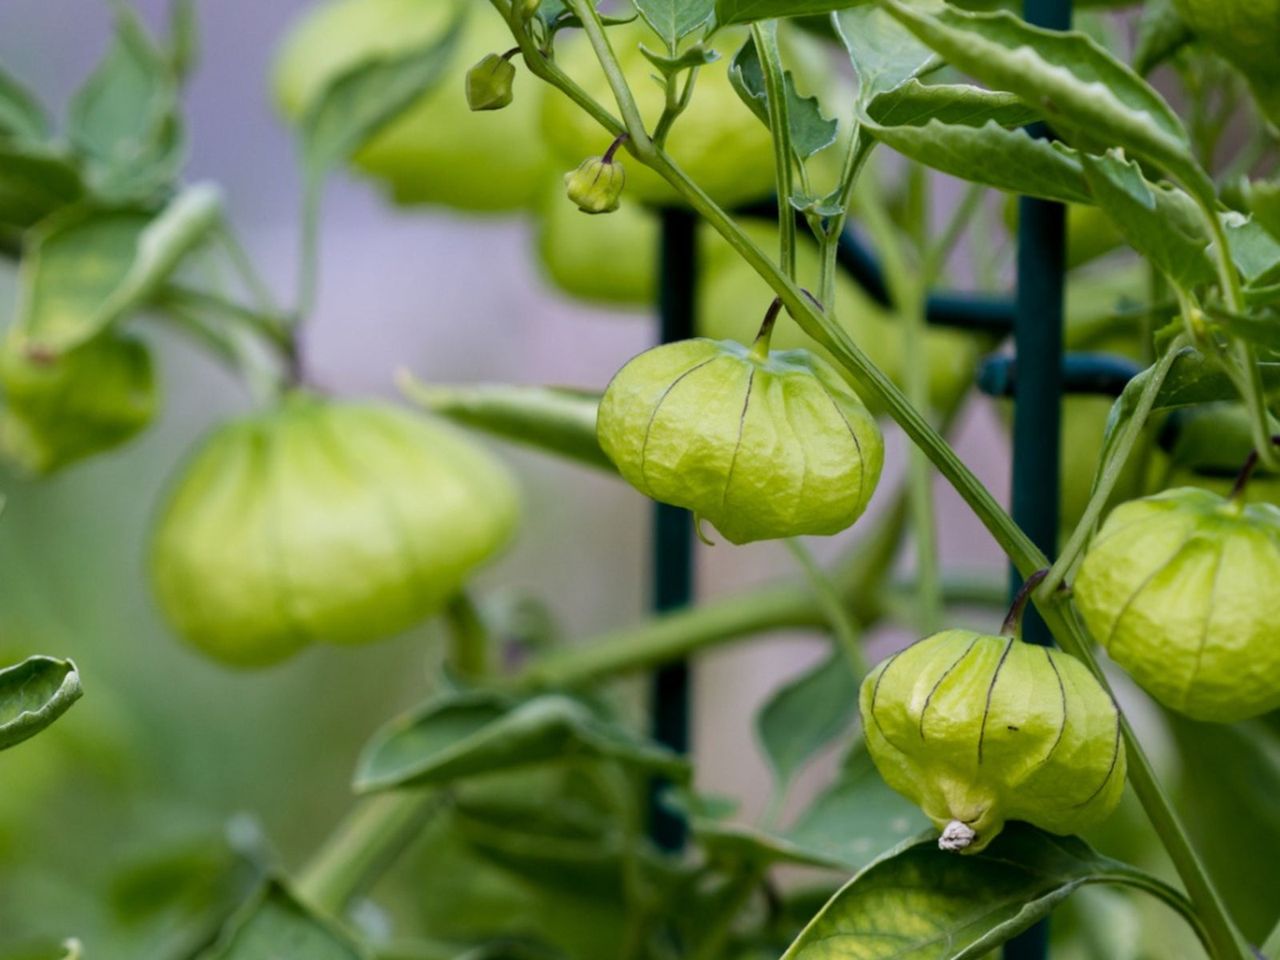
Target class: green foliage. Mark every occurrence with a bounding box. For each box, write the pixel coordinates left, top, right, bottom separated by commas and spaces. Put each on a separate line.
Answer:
0, 656, 81, 752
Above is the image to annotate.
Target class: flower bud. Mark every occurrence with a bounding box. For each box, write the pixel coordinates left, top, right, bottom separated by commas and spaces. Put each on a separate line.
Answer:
861, 630, 1125, 853
0, 330, 156, 475
150, 394, 520, 668
1074, 487, 1280, 722
564, 156, 624, 215
465, 53, 516, 112
517, 0, 541, 17
597, 338, 883, 544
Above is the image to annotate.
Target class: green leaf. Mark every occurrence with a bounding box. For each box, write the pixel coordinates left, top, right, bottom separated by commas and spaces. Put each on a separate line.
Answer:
634, 0, 715, 49
862, 114, 1092, 204
781, 822, 1203, 960
0, 146, 85, 231
0, 63, 47, 144
67, 6, 183, 201
0, 656, 82, 752
833, 6, 934, 105
355, 692, 687, 792
865, 80, 1041, 128
200, 881, 369, 960
168, 0, 201, 82
398, 378, 611, 472
715, 0, 868, 26
299, 15, 463, 187
1205, 308, 1280, 356
757, 648, 858, 788
1132, 0, 1191, 76
729, 36, 839, 161
879, 0, 1208, 199
640, 43, 721, 79
1078, 151, 1215, 290
1222, 212, 1280, 287
13, 184, 222, 354
1249, 179, 1280, 242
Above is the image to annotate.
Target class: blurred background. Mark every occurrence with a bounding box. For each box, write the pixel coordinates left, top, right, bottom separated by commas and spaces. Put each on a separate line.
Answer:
0, 1, 1206, 956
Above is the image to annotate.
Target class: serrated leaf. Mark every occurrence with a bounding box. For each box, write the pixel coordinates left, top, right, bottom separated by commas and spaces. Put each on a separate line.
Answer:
834, 5, 934, 105
0, 656, 82, 752
640, 43, 720, 78
13, 184, 221, 354
200, 881, 369, 960
716, 0, 869, 26
865, 79, 1041, 128
1222, 212, 1280, 287
0, 63, 47, 144
862, 115, 1092, 204
1079, 151, 1215, 289
879, 0, 1208, 199
68, 6, 184, 200
398, 378, 610, 472
757, 649, 858, 787
0, 146, 85, 231
781, 822, 1200, 960
299, 15, 463, 186
729, 37, 838, 161
1132, 0, 1191, 76
634, 0, 715, 49
355, 692, 687, 792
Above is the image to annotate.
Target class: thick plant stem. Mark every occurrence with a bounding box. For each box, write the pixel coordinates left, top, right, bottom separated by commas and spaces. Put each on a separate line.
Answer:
751, 22, 796, 279
295, 792, 444, 915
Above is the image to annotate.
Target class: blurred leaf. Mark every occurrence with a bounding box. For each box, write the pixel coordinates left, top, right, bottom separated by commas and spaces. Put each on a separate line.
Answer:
398, 377, 610, 472
13, 184, 221, 355
0, 64, 47, 144
0, 656, 82, 753
355, 692, 687, 792
878, 0, 1207, 199
1132, 0, 1191, 76
68, 6, 184, 200
0, 329, 157, 475
1079, 151, 1215, 290
0, 147, 85, 232
200, 881, 369, 959
299, 16, 463, 187
1223, 212, 1280, 287
834, 6, 933, 104
168, 0, 201, 82
634, 0, 714, 48
780, 823, 1203, 959
756, 649, 858, 788
1250, 180, 1280, 242
1169, 714, 1280, 942
729, 35, 838, 161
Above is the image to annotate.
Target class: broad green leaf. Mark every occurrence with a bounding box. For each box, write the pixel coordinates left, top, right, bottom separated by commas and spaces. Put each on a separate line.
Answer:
834, 6, 933, 105
1170, 716, 1280, 943
398, 377, 611, 472
716, 0, 868, 26
13, 184, 222, 354
729, 37, 838, 161
634, 0, 715, 49
879, 0, 1208, 199
1079, 151, 1215, 290
757, 648, 858, 788
862, 116, 1092, 204
1249, 179, 1280, 242
0, 656, 82, 752
1222, 212, 1280, 287
0, 64, 47, 144
200, 881, 368, 960
67, 6, 183, 200
300, 16, 463, 186
0, 147, 85, 231
355, 692, 687, 792
1132, 0, 1191, 76
781, 822, 1202, 960
784, 748, 930, 870
865, 80, 1041, 128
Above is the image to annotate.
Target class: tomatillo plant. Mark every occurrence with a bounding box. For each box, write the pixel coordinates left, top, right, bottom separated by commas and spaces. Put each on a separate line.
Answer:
3, 1, 1280, 959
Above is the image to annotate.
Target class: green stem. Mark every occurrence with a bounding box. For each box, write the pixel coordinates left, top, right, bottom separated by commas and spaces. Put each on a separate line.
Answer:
1093, 869, 1213, 958
819, 125, 874, 311
217, 220, 282, 317
294, 792, 445, 915
785, 540, 867, 682
521, 25, 1250, 960
1262, 914, 1280, 959
566, 0, 651, 153
689, 866, 766, 960
1040, 335, 1186, 596
751, 21, 796, 279
444, 591, 489, 679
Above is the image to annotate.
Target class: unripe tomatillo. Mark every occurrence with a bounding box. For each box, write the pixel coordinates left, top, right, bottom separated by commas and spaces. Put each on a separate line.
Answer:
565, 154, 625, 215
861, 628, 1125, 853
466, 53, 516, 112
150, 394, 519, 668
597, 322, 884, 544
1074, 487, 1280, 722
